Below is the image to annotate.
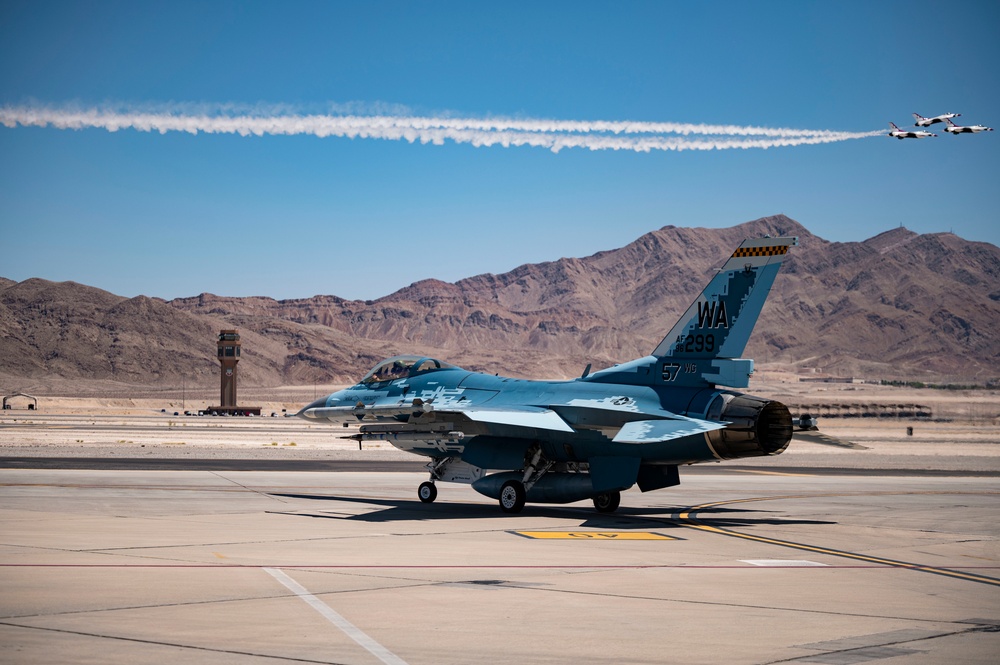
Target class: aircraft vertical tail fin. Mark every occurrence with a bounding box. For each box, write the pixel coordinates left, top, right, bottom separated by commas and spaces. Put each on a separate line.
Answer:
650, 235, 797, 388
912, 113, 924, 123
889, 122, 900, 131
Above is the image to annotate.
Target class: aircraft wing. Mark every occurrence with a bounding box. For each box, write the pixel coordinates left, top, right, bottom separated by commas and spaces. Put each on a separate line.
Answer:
612, 418, 726, 444
306, 397, 724, 441
303, 400, 575, 433
443, 405, 576, 432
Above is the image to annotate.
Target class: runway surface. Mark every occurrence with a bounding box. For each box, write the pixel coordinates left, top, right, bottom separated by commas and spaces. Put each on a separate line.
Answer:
1, 468, 998, 664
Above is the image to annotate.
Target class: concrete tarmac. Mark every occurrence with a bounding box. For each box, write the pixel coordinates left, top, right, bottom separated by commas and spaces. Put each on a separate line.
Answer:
1, 468, 998, 664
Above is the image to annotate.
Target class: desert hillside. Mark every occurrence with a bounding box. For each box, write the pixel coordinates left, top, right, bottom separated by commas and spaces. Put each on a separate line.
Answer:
3, 214, 999, 393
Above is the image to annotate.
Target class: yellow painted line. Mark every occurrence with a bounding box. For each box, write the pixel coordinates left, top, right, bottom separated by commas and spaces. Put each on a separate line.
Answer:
515, 531, 677, 540
677, 493, 1000, 587
681, 519, 1000, 585
213, 552, 227, 559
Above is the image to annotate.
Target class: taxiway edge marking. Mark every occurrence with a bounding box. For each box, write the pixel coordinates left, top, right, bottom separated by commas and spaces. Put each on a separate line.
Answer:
264, 567, 409, 665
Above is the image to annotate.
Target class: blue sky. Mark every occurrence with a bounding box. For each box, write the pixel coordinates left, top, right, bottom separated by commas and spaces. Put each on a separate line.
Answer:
1, 1, 997, 301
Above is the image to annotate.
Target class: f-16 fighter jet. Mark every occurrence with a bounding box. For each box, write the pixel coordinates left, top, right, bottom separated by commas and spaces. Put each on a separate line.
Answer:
913, 112, 960, 127
943, 118, 994, 134
298, 236, 800, 513
888, 122, 935, 139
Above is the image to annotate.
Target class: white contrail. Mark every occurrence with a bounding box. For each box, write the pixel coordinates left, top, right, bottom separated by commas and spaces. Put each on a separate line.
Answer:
0, 104, 884, 153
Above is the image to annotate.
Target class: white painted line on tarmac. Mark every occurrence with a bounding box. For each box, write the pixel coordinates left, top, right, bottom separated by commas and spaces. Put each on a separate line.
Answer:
264, 567, 409, 665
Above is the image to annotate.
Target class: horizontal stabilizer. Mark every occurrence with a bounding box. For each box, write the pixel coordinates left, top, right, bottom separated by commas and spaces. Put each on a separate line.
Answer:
613, 418, 726, 444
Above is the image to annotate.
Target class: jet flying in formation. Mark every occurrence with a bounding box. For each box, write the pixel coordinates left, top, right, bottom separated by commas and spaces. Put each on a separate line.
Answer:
912, 112, 960, 127
892, 112, 993, 140
943, 118, 994, 134
298, 236, 799, 513
888, 122, 936, 139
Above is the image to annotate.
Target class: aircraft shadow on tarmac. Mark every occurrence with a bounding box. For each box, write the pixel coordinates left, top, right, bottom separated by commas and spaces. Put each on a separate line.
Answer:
266, 492, 836, 529
792, 430, 868, 449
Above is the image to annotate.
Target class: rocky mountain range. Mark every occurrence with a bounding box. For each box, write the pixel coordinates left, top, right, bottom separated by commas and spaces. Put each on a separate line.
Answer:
3, 214, 999, 393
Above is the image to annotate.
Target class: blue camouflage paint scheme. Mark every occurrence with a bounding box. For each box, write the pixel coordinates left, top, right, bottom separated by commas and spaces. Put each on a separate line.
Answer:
298, 236, 798, 512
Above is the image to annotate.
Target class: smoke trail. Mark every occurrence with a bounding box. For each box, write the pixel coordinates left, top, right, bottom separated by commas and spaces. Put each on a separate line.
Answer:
0, 104, 884, 153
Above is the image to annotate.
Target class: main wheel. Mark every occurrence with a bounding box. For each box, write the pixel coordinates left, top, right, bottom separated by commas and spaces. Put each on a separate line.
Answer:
418, 481, 437, 503
592, 491, 621, 513
499, 480, 526, 513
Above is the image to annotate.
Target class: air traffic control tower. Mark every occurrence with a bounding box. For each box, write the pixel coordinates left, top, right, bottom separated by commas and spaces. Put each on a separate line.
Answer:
208, 330, 261, 416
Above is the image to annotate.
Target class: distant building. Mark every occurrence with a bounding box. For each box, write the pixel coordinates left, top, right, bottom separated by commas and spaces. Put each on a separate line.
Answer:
206, 330, 261, 416
3, 392, 38, 410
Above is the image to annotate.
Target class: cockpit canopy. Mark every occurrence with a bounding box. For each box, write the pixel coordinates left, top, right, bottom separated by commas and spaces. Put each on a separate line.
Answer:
358, 355, 458, 386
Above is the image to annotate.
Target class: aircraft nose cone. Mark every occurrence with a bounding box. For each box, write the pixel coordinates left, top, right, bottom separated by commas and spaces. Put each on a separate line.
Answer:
295, 395, 331, 418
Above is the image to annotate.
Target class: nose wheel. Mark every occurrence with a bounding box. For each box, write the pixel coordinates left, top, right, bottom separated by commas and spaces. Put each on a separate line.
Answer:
418, 481, 437, 503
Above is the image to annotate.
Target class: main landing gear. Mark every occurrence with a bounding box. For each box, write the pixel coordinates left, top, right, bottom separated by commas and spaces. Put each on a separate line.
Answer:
497, 482, 621, 514
592, 490, 621, 513
416, 450, 624, 514
418, 481, 437, 503
496, 445, 553, 514
499, 480, 526, 513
